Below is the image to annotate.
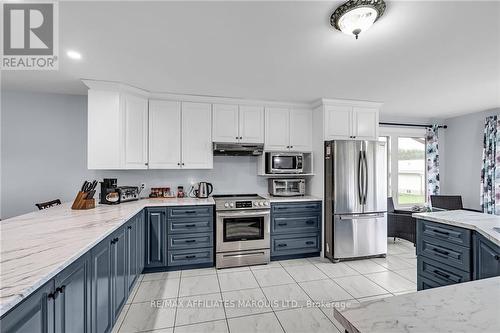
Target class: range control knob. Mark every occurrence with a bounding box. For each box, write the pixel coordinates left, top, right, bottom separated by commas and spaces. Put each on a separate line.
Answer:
230, 202, 234, 207
224, 202, 229, 208
259, 202, 264, 206
264, 201, 269, 206
254, 202, 258, 206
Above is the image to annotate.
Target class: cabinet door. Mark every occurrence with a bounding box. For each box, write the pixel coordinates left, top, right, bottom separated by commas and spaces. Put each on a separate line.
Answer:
54, 254, 90, 333
111, 228, 127, 322
212, 104, 239, 143
324, 105, 352, 140
126, 218, 138, 293
137, 212, 145, 274
181, 102, 213, 169
145, 208, 167, 268
0, 281, 55, 333
475, 234, 500, 280
239, 105, 264, 144
265, 107, 290, 151
123, 94, 148, 169
353, 107, 378, 140
90, 239, 112, 333
289, 108, 312, 152
87, 90, 121, 169
148, 100, 182, 169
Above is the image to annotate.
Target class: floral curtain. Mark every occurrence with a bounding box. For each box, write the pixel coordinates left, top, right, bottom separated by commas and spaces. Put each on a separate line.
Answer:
480, 115, 500, 215
426, 125, 440, 201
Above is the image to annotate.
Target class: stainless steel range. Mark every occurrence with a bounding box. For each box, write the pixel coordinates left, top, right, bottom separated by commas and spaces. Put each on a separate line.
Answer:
214, 194, 270, 269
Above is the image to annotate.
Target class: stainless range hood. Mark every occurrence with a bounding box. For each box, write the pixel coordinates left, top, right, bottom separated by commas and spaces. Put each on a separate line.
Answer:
213, 143, 264, 156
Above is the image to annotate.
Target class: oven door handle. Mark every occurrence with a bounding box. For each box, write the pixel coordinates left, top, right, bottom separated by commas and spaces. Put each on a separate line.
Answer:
217, 210, 270, 218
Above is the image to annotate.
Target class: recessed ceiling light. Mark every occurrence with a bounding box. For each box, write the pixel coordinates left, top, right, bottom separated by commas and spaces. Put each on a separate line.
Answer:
331, 0, 386, 39
66, 50, 82, 60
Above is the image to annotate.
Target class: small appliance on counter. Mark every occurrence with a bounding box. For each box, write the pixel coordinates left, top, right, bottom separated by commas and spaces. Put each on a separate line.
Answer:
268, 178, 305, 197
99, 178, 120, 205
177, 186, 185, 198
189, 182, 214, 198
117, 186, 140, 203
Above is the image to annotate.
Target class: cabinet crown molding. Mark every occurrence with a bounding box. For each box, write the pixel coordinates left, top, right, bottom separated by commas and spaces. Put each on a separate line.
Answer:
313, 98, 383, 109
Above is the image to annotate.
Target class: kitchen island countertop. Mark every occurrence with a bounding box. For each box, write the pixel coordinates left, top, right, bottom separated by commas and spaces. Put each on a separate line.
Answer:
413, 209, 500, 247
0, 197, 214, 317
334, 276, 500, 333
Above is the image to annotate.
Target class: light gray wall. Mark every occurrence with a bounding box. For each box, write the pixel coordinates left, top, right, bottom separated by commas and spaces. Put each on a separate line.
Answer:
441, 108, 500, 211
1, 91, 266, 219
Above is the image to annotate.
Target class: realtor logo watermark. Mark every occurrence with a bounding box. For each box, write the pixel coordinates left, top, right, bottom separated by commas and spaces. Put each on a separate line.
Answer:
1, 1, 59, 70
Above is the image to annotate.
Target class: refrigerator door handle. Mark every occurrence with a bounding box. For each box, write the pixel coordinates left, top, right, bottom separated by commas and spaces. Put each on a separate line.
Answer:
363, 151, 368, 205
357, 151, 363, 203
338, 213, 385, 220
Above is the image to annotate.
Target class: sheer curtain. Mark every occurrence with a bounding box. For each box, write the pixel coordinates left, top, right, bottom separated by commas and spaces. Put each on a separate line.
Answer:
426, 125, 440, 202
480, 115, 500, 215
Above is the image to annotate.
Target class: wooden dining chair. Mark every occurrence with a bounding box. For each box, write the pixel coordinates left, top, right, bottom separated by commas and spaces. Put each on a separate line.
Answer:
35, 199, 62, 210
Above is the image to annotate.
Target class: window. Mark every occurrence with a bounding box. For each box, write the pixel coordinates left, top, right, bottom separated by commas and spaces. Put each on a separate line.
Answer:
380, 127, 427, 207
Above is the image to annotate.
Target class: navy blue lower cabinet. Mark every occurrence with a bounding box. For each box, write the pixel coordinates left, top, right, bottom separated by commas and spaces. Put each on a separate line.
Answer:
137, 211, 146, 274
110, 226, 127, 322
270, 201, 322, 260
474, 233, 500, 280
166, 205, 214, 268
0, 280, 55, 333
90, 237, 112, 333
54, 253, 91, 333
126, 216, 139, 294
145, 208, 168, 269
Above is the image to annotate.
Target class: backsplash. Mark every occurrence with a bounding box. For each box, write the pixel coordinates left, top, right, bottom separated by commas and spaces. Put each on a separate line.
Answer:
92, 156, 268, 197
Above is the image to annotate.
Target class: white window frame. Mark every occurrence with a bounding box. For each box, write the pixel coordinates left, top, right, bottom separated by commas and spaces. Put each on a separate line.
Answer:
380, 126, 427, 209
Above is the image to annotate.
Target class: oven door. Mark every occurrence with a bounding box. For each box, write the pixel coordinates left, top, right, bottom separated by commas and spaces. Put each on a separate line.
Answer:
216, 210, 270, 252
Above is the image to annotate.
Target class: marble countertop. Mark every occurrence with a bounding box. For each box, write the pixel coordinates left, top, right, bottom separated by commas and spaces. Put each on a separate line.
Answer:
413, 210, 500, 247
0, 197, 214, 317
262, 194, 321, 203
334, 276, 500, 333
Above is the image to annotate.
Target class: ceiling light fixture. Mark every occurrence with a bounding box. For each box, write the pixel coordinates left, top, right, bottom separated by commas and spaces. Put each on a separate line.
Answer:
66, 50, 82, 60
331, 0, 386, 39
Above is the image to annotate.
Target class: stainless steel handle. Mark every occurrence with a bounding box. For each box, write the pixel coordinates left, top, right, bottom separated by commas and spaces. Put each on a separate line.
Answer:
357, 151, 363, 203
362, 151, 368, 205
222, 251, 266, 258
338, 213, 385, 220
217, 210, 270, 218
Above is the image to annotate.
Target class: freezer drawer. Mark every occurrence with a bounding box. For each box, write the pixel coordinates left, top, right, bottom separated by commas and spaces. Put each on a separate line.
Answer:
333, 213, 387, 259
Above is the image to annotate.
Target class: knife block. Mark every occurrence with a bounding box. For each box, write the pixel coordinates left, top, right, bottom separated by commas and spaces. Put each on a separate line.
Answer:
71, 191, 96, 210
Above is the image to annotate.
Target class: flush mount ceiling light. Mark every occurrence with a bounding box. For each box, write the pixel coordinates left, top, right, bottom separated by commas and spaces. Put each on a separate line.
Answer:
331, 0, 386, 39
66, 50, 82, 60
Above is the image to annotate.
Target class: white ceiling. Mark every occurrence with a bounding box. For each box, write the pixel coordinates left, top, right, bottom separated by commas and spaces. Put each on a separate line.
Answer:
2, 0, 500, 118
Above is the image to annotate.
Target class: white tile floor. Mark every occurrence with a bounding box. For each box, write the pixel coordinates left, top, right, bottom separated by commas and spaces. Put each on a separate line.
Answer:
114, 238, 417, 333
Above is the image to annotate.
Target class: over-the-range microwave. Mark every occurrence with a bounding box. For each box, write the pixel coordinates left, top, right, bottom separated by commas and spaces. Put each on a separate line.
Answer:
266, 152, 304, 174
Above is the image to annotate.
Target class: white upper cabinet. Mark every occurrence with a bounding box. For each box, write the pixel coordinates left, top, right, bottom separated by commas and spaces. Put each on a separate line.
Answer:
289, 108, 312, 152
265, 107, 312, 152
123, 94, 148, 169
87, 89, 148, 169
212, 104, 264, 143
181, 102, 213, 169
324, 105, 351, 140
148, 100, 182, 169
353, 106, 379, 140
265, 107, 290, 151
212, 104, 239, 143
239, 105, 264, 143
323, 101, 380, 141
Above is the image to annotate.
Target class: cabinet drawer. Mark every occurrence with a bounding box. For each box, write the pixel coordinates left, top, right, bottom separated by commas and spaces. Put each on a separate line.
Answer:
168, 218, 213, 234
168, 206, 213, 218
271, 233, 320, 257
272, 215, 320, 234
417, 275, 442, 291
418, 256, 471, 286
168, 233, 213, 250
168, 248, 213, 267
272, 202, 321, 215
419, 237, 471, 272
418, 219, 471, 247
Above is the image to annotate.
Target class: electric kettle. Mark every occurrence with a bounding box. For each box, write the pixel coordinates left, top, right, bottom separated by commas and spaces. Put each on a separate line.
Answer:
196, 182, 213, 198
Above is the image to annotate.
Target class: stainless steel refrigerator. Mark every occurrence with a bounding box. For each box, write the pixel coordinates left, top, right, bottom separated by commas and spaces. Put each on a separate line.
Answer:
324, 140, 387, 261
